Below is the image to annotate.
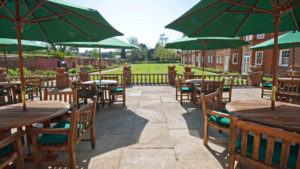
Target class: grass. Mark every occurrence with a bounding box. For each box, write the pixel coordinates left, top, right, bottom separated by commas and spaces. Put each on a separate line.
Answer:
105, 64, 215, 75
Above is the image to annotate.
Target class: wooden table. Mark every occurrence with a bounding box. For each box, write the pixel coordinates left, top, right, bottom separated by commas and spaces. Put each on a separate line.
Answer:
226, 100, 300, 132
0, 81, 21, 87
0, 101, 69, 131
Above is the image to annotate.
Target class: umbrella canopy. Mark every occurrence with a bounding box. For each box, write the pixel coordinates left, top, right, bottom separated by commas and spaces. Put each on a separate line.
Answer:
165, 0, 300, 38
166, 37, 249, 50
166, 0, 300, 110
0, 0, 122, 43
0, 38, 49, 51
0, 0, 123, 111
249, 31, 300, 50
56, 37, 138, 49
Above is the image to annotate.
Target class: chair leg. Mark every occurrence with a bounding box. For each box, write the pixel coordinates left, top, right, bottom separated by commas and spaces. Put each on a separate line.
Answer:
123, 93, 125, 105
180, 93, 183, 104
15, 138, 25, 169
31, 136, 42, 169
175, 89, 178, 100
68, 147, 77, 169
203, 116, 208, 146
261, 88, 264, 98
90, 126, 96, 149
229, 91, 232, 102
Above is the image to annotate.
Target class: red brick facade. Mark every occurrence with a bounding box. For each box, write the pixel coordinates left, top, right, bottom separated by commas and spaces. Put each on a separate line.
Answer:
180, 33, 300, 76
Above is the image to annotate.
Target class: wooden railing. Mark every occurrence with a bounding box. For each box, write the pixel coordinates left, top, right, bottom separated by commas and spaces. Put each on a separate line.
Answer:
176, 74, 249, 86
9, 73, 249, 87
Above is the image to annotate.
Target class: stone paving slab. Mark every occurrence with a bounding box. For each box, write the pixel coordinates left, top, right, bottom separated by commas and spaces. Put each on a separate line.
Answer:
24, 86, 262, 169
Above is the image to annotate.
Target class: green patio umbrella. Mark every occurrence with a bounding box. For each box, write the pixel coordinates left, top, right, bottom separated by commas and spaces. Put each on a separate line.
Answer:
0, 38, 49, 79
57, 38, 138, 79
0, 0, 123, 111
250, 31, 300, 74
166, 36, 249, 74
166, 0, 300, 110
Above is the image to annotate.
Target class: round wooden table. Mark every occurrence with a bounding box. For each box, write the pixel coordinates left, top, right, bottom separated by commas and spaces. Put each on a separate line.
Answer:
0, 101, 69, 131
226, 100, 300, 132
83, 80, 118, 85
0, 81, 21, 87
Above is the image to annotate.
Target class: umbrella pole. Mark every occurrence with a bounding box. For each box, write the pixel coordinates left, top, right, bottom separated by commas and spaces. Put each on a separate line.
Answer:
3, 45, 9, 81
271, 12, 280, 111
292, 43, 296, 79
99, 46, 101, 81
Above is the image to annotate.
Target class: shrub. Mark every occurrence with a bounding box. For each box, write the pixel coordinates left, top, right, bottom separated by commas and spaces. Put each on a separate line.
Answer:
68, 68, 78, 74
87, 65, 95, 71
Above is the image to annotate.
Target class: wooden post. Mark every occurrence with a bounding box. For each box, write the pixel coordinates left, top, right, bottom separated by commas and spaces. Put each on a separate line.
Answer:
15, 0, 26, 111
99, 46, 101, 81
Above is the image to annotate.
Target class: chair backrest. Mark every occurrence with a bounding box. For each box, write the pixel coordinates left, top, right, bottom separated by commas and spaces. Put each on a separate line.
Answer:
223, 76, 234, 87
229, 117, 300, 169
201, 80, 224, 95
175, 78, 181, 90
69, 96, 97, 144
74, 83, 97, 99
200, 89, 223, 115
24, 77, 42, 88
44, 88, 77, 104
277, 79, 300, 93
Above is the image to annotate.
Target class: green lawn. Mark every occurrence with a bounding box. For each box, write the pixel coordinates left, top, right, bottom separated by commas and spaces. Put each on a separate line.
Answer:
105, 64, 215, 75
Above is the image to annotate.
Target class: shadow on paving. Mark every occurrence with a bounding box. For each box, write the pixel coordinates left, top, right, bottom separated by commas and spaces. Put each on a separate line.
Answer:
26, 104, 148, 169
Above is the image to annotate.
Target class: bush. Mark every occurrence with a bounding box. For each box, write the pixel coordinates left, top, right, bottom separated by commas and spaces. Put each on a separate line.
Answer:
68, 68, 78, 74
87, 65, 95, 71
8, 68, 31, 77
33, 70, 56, 76
49, 51, 65, 60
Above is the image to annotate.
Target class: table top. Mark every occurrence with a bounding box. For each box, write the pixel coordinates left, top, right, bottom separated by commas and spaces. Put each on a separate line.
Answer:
0, 81, 21, 86
185, 79, 217, 84
226, 100, 300, 132
0, 101, 69, 130
83, 80, 118, 85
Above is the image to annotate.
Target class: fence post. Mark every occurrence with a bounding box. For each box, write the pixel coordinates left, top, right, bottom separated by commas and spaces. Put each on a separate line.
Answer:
247, 66, 263, 87
79, 66, 89, 82
56, 67, 69, 88
183, 66, 194, 81
0, 68, 8, 82
168, 65, 176, 85
123, 65, 131, 85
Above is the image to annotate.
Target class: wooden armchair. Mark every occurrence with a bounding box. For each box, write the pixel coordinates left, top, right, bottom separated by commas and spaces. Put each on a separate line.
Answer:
175, 78, 194, 104
74, 82, 97, 108
28, 96, 97, 169
195, 79, 224, 104
276, 79, 300, 104
200, 89, 230, 146
261, 75, 273, 98
228, 116, 300, 169
108, 79, 126, 105
0, 86, 12, 105
14, 77, 42, 101
221, 76, 234, 101
0, 131, 25, 169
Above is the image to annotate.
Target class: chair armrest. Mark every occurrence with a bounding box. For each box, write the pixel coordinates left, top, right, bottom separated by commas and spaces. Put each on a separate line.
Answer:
28, 127, 69, 135
206, 110, 230, 118
0, 131, 24, 149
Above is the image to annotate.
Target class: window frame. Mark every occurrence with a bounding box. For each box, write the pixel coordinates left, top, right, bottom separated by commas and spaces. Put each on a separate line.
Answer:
255, 51, 263, 65
279, 49, 290, 67
256, 33, 265, 39
220, 55, 223, 64
232, 53, 238, 64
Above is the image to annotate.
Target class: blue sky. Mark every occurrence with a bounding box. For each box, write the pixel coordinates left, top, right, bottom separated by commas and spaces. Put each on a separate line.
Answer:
65, 0, 199, 49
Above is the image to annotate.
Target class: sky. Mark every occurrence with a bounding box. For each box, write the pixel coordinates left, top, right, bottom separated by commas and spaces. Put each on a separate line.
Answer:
65, 0, 199, 51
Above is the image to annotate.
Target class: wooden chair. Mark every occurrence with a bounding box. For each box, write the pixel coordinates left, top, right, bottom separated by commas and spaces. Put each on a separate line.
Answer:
28, 96, 97, 169
228, 116, 300, 169
195, 79, 224, 104
108, 78, 126, 105
200, 89, 230, 146
175, 78, 194, 104
221, 76, 234, 101
0, 86, 12, 105
261, 75, 273, 98
276, 79, 300, 104
0, 131, 25, 169
14, 77, 42, 102
74, 82, 97, 108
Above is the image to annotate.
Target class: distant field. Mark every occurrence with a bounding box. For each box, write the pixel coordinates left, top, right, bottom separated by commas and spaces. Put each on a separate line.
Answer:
105, 64, 215, 75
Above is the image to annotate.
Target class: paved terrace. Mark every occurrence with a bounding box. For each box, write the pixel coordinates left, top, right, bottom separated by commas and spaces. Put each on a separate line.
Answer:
27, 86, 264, 169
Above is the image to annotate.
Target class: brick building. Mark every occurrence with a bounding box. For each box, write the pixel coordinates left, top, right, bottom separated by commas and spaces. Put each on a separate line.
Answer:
180, 33, 300, 76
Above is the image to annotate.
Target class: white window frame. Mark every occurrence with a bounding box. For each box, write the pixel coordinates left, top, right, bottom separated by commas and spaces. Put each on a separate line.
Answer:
256, 33, 265, 39
279, 49, 290, 67
220, 55, 223, 64
216, 56, 219, 64
255, 51, 263, 65
245, 35, 252, 41
232, 53, 238, 64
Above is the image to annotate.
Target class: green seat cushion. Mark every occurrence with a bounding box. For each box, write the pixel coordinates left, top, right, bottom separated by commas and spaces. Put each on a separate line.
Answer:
37, 122, 70, 145
223, 86, 230, 91
194, 84, 201, 86
16, 87, 37, 93
0, 91, 7, 96
236, 135, 298, 169
98, 91, 103, 97
263, 83, 273, 88
209, 110, 230, 126
110, 88, 124, 93
197, 89, 201, 94
0, 145, 13, 158
78, 90, 95, 98
181, 87, 193, 92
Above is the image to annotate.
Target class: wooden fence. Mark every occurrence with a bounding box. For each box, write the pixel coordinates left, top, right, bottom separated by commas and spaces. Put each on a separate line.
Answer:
9, 73, 249, 88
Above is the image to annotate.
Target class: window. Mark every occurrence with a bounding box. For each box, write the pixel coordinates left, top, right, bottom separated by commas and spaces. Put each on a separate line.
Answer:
255, 51, 263, 65
257, 33, 265, 39
279, 49, 290, 66
216, 56, 219, 64
220, 55, 223, 64
232, 53, 238, 64
185, 57, 187, 62
245, 35, 252, 41
208, 56, 210, 63
211, 56, 214, 64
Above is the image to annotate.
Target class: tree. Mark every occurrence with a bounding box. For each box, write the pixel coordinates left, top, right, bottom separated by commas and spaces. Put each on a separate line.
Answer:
91, 49, 99, 58
121, 49, 126, 59
158, 33, 169, 47
127, 37, 139, 46
139, 43, 148, 61
152, 43, 177, 62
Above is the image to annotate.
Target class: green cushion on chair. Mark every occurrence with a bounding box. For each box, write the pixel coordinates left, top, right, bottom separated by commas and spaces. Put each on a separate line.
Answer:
209, 110, 230, 126
110, 88, 124, 93
98, 91, 103, 97
181, 87, 193, 92
263, 83, 273, 88
0, 91, 7, 96
0, 145, 13, 158
223, 86, 230, 91
194, 84, 201, 86
16, 87, 37, 93
37, 122, 70, 145
197, 89, 201, 94
236, 135, 298, 169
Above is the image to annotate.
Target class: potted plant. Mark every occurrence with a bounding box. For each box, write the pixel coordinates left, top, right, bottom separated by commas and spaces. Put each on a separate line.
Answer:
184, 66, 192, 72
